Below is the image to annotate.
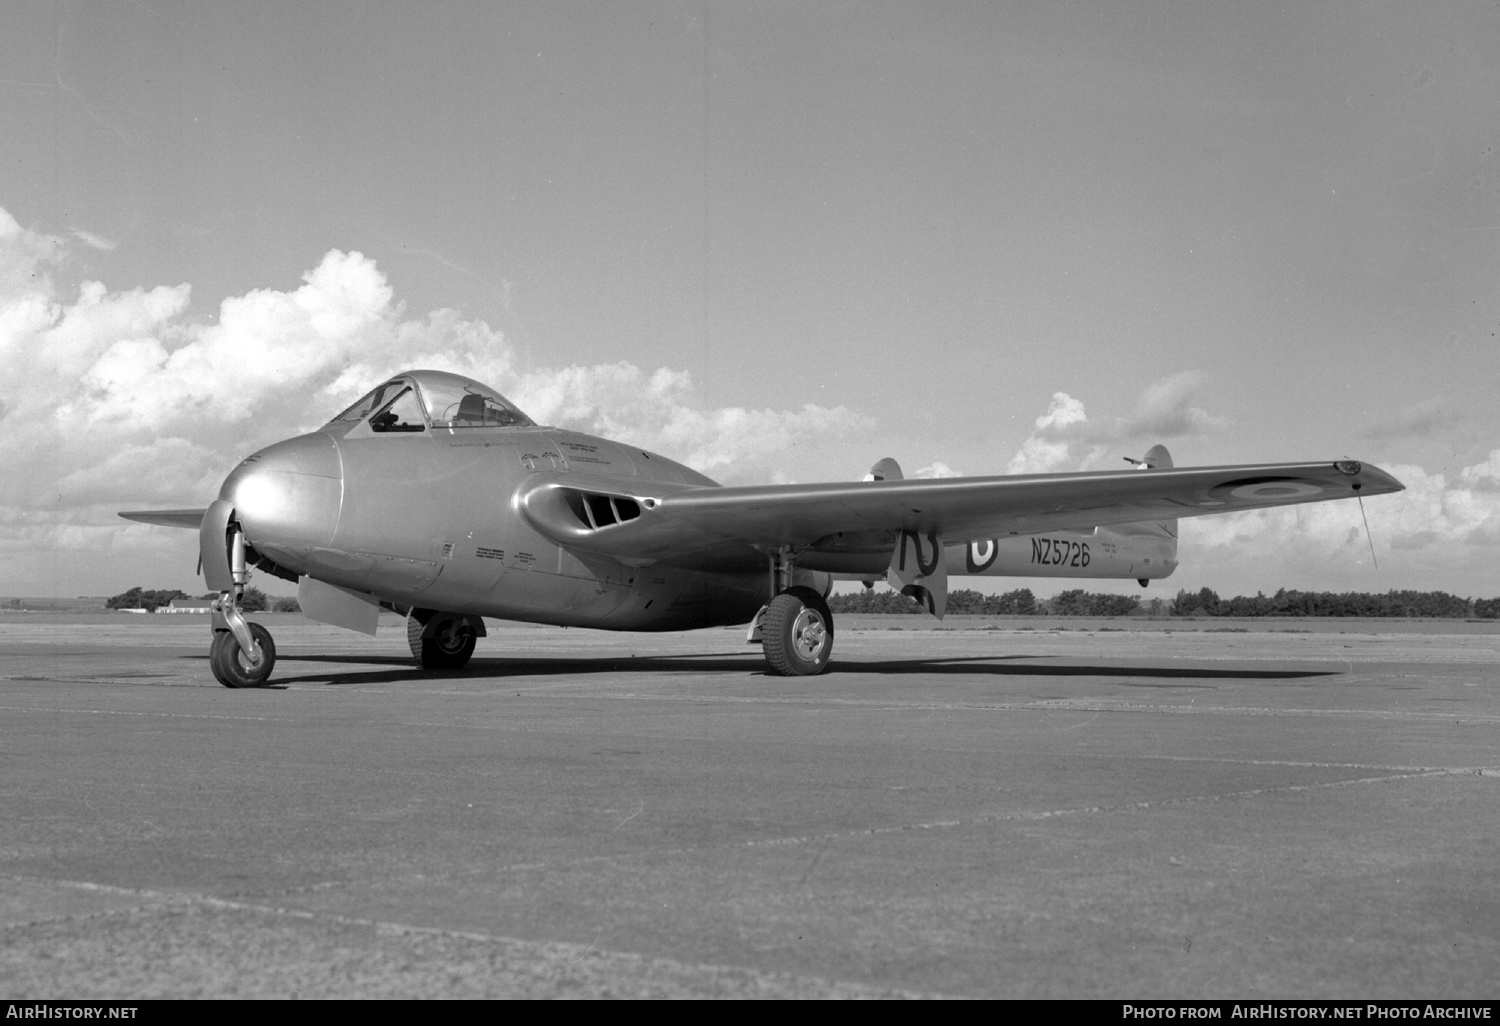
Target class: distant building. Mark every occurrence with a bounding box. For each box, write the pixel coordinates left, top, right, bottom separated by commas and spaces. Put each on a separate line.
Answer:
161, 599, 214, 614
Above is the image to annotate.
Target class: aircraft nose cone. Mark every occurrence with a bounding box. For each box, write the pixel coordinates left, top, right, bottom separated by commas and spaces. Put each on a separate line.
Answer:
220, 433, 343, 554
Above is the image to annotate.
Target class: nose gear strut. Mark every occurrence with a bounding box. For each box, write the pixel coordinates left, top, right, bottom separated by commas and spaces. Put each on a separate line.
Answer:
207, 522, 277, 687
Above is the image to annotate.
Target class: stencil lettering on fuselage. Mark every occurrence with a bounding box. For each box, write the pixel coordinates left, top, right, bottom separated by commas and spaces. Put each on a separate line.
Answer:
549, 437, 637, 476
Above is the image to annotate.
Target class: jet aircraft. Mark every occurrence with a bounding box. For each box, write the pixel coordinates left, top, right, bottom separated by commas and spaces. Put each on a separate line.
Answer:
120, 369, 1404, 687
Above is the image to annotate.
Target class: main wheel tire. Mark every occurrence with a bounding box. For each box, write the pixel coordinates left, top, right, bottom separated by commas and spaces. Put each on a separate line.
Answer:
407, 612, 477, 670
761, 586, 834, 676
209, 623, 277, 688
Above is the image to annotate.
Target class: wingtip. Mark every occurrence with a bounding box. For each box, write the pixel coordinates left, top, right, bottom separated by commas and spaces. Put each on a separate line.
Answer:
1354, 462, 1405, 495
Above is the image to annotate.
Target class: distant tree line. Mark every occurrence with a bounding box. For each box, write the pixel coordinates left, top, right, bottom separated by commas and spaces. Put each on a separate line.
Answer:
830, 587, 1140, 616
105, 586, 296, 613
830, 585, 1500, 618
105, 587, 190, 612
1173, 588, 1500, 619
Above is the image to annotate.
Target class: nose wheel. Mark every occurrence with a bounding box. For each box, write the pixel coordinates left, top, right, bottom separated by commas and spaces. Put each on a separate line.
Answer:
210, 622, 277, 688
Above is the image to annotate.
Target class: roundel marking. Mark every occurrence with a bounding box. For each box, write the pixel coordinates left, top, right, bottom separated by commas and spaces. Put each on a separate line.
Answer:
967, 539, 997, 573
1227, 481, 1325, 500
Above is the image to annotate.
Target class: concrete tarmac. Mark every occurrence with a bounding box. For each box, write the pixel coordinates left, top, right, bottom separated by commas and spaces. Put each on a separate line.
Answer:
1, 613, 1497, 999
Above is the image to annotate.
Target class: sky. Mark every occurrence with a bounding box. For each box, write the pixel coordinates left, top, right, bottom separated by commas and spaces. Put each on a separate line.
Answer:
1, 0, 1498, 601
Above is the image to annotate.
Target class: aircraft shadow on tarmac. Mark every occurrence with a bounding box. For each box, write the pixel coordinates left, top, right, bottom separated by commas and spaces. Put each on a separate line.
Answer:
220, 651, 1342, 687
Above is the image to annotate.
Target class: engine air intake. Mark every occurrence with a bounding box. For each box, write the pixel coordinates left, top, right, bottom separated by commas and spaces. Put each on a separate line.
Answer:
566, 490, 642, 531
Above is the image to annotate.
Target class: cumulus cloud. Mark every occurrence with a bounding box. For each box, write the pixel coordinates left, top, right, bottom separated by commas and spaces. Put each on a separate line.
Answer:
911, 461, 963, 479
0, 205, 873, 578
1006, 373, 1227, 474
1007, 392, 1094, 474
512, 362, 872, 483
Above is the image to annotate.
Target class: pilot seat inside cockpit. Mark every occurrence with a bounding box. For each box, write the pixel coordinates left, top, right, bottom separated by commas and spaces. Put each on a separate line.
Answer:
455, 393, 488, 424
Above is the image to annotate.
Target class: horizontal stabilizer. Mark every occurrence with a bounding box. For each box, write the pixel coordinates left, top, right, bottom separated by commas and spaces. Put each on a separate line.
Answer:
118, 509, 208, 530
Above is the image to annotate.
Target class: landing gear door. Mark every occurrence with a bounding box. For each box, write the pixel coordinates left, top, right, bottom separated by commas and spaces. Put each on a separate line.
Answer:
199, 498, 236, 593
886, 529, 948, 619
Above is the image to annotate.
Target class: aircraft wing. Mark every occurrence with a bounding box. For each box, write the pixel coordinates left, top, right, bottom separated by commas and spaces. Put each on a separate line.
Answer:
518, 460, 1404, 572
118, 509, 208, 529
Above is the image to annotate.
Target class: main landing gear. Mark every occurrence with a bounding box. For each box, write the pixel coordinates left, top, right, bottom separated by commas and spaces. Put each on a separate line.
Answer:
755, 548, 835, 676
406, 609, 483, 670
761, 585, 834, 676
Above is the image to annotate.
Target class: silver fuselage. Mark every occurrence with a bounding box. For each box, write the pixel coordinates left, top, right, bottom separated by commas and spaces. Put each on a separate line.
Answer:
220, 421, 772, 631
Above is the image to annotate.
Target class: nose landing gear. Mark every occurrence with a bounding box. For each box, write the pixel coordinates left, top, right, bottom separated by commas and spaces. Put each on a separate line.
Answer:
207, 522, 277, 688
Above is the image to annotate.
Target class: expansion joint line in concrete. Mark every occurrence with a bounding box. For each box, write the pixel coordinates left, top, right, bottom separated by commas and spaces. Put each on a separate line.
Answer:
1113, 754, 1500, 775
0, 884, 167, 932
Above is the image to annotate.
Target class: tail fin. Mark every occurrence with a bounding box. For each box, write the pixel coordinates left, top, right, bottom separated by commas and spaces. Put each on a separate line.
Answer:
1116, 445, 1178, 584
1144, 443, 1175, 542
1128, 444, 1172, 471
863, 457, 903, 482
1141, 447, 1175, 534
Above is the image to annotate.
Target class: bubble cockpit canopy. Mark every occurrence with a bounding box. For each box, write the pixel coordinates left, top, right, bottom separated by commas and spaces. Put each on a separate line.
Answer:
328, 370, 534, 432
